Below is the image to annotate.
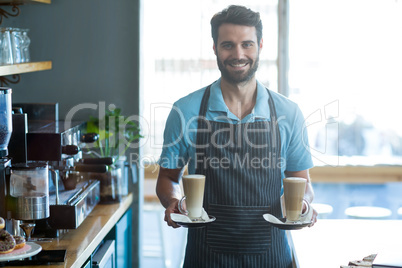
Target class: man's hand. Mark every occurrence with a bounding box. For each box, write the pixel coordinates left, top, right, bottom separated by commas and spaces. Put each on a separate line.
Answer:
164, 199, 181, 228
309, 208, 318, 227
302, 200, 318, 227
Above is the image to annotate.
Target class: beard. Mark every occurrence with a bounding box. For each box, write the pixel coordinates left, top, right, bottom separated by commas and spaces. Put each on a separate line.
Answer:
216, 54, 259, 85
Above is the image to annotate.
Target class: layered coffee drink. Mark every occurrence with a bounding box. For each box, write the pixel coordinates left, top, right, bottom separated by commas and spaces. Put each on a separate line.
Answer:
283, 177, 306, 222
181, 174, 205, 220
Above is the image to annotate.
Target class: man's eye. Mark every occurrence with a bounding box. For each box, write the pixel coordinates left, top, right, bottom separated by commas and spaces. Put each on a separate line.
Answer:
243, 43, 253, 48
223, 44, 232, 49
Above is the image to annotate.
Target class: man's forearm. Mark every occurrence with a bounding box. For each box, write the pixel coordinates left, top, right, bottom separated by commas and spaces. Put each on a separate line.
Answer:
156, 176, 182, 208
156, 167, 184, 208
304, 181, 314, 204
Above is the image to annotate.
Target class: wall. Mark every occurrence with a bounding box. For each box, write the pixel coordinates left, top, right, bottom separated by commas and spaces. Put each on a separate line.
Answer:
5, 0, 140, 122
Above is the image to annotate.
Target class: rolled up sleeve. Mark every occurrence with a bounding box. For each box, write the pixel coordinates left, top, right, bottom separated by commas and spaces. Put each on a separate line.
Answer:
284, 105, 314, 172
158, 104, 190, 169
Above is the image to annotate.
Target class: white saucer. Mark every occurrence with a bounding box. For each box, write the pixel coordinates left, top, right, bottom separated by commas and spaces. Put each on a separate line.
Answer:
171, 209, 216, 228
0, 242, 42, 262
263, 214, 311, 230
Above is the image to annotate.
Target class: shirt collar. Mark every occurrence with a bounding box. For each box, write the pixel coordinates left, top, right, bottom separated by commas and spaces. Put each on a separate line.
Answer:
208, 78, 271, 120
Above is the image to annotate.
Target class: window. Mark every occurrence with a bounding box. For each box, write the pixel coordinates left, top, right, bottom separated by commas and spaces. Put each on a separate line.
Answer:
288, 0, 402, 166
141, 0, 402, 167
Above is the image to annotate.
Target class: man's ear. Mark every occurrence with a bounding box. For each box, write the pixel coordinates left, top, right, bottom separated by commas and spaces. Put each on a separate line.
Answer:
259, 38, 263, 52
213, 43, 217, 56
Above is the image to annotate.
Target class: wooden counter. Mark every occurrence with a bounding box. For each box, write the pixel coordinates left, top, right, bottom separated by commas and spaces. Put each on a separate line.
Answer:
3, 193, 133, 268
291, 219, 402, 268
310, 165, 402, 183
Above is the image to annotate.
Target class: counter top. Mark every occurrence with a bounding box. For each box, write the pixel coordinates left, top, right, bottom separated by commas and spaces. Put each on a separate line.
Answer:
291, 219, 402, 268
2, 193, 133, 268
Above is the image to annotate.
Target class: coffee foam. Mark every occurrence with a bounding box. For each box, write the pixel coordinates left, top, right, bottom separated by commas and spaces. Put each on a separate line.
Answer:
183, 174, 205, 179
284, 177, 306, 183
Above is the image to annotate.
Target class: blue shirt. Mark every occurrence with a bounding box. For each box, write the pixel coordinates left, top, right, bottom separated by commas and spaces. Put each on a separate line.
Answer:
158, 79, 314, 178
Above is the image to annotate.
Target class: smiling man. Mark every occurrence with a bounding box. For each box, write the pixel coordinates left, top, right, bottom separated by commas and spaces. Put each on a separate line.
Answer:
156, 5, 317, 268
215, 23, 261, 84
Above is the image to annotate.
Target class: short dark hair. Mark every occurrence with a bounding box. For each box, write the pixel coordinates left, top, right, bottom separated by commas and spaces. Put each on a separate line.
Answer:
210, 5, 263, 46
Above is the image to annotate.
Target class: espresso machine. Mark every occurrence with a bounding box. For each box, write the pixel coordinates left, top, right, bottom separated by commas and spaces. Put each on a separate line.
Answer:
12, 103, 100, 234
0, 89, 52, 239
1, 100, 100, 239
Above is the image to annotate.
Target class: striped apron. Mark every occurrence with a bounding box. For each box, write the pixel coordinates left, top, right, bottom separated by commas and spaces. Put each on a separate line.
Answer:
183, 85, 292, 268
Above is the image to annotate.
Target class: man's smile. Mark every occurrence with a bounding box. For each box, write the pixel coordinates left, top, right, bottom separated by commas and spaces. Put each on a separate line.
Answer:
230, 63, 248, 68
226, 60, 250, 69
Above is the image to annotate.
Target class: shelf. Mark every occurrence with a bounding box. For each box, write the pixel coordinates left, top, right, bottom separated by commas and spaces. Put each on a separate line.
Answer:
0, 61, 52, 76
0, 0, 51, 4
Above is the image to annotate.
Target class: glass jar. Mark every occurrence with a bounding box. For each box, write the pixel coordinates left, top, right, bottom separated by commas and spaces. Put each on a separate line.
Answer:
9, 28, 23, 64
0, 28, 13, 65
20, 29, 31, 63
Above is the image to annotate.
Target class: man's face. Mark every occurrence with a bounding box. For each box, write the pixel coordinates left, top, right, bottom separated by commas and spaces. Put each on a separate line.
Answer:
214, 23, 262, 85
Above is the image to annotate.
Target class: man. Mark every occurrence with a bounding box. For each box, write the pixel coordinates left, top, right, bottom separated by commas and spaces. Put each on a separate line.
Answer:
156, 5, 317, 268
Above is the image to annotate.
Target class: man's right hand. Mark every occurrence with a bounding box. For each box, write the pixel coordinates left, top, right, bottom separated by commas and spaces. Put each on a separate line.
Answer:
164, 199, 181, 228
